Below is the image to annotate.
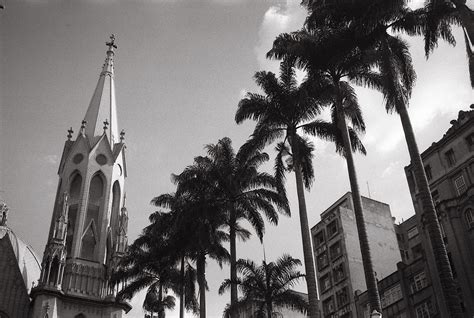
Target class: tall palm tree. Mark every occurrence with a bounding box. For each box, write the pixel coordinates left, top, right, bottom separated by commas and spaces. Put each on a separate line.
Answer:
236, 59, 364, 318
195, 137, 290, 316
150, 195, 200, 318
111, 218, 180, 318
219, 254, 308, 318
173, 161, 230, 318
268, 28, 383, 312
300, 2, 464, 314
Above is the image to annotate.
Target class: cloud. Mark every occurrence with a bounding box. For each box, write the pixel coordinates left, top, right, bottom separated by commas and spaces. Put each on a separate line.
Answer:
381, 161, 401, 178
43, 155, 59, 165
255, 0, 307, 72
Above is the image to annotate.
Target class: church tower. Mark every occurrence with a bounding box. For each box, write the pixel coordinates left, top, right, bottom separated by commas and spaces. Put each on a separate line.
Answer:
30, 35, 131, 318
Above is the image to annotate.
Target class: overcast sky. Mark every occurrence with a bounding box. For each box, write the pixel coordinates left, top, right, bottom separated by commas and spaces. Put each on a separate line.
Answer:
1, 0, 473, 317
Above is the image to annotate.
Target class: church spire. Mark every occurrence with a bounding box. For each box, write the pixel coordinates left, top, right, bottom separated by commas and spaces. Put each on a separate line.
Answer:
82, 34, 119, 146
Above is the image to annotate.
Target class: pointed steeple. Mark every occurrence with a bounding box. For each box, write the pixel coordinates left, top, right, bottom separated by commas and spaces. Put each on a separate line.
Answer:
82, 34, 119, 146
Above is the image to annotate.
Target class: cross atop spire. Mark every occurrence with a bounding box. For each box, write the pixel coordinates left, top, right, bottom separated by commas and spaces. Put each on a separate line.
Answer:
82, 36, 119, 146
106, 34, 117, 52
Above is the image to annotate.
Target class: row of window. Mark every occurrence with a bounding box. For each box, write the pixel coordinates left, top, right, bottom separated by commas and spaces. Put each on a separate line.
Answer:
317, 241, 343, 271
314, 219, 339, 247
319, 262, 346, 293
322, 287, 350, 315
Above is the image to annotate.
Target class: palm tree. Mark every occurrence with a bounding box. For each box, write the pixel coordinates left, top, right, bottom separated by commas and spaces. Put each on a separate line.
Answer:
111, 218, 180, 318
300, 3, 464, 314
194, 137, 290, 316
173, 161, 230, 318
150, 195, 200, 318
219, 254, 308, 318
236, 59, 363, 318
268, 28, 384, 312
421, 0, 473, 86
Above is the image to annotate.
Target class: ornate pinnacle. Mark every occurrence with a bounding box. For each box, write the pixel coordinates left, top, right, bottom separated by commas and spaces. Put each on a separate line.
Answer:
103, 119, 109, 131
0, 201, 8, 226
67, 127, 73, 140
106, 34, 117, 52
120, 129, 125, 142
81, 120, 87, 135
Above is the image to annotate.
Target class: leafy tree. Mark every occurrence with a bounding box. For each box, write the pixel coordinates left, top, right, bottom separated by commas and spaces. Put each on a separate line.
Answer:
236, 59, 361, 318
301, 1, 464, 314
219, 254, 307, 318
111, 213, 180, 318
191, 137, 290, 316
173, 161, 230, 318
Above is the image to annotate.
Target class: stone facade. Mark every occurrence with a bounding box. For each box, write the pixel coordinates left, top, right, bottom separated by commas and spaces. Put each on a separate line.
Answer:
311, 193, 401, 318
354, 105, 474, 318
30, 36, 131, 318
0, 234, 32, 318
404, 106, 474, 317
354, 216, 441, 318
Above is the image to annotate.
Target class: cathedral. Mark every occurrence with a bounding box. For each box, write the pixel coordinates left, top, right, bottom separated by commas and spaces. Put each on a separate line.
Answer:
0, 35, 132, 318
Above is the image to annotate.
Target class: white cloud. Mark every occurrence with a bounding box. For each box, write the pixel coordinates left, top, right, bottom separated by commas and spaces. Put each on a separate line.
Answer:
255, 0, 307, 72
43, 154, 59, 165
381, 161, 401, 178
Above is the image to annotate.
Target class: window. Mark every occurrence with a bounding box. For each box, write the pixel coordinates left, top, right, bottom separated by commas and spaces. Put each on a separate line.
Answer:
317, 251, 329, 271
315, 230, 325, 246
424, 165, 432, 181
411, 271, 428, 293
407, 226, 419, 239
453, 175, 467, 195
327, 220, 339, 237
336, 287, 349, 307
330, 241, 342, 260
445, 149, 456, 167
320, 273, 331, 292
412, 244, 424, 260
466, 209, 474, 229
381, 284, 403, 308
466, 133, 474, 151
415, 299, 434, 318
333, 263, 345, 282
322, 297, 335, 315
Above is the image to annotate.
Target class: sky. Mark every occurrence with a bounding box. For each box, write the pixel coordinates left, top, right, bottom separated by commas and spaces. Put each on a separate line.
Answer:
1, 0, 473, 317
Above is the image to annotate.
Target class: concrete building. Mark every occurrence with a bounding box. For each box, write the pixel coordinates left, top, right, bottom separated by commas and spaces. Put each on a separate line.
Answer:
404, 105, 474, 317
354, 216, 440, 318
29, 35, 132, 318
311, 193, 401, 318
354, 105, 474, 318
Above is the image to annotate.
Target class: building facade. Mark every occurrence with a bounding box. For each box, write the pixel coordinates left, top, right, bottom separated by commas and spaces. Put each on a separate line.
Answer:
355, 105, 474, 318
311, 193, 401, 318
404, 106, 474, 317
29, 35, 131, 318
0, 204, 42, 318
355, 216, 441, 318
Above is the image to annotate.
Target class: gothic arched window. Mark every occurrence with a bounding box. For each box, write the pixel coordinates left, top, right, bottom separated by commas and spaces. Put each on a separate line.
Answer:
67, 172, 82, 256
111, 181, 121, 231
81, 173, 104, 260
48, 256, 60, 286
466, 208, 473, 229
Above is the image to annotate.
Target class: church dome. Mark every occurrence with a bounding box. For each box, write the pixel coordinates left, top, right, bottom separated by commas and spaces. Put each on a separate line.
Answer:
0, 225, 42, 293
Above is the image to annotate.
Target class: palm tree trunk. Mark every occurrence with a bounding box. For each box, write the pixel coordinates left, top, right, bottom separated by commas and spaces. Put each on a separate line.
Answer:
229, 210, 238, 318
158, 285, 165, 318
335, 91, 381, 312
180, 255, 185, 318
290, 134, 320, 318
197, 253, 206, 318
397, 103, 463, 317
266, 301, 273, 318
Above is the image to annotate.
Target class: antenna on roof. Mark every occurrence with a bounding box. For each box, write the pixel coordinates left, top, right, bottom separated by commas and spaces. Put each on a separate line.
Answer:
366, 181, 371, 199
